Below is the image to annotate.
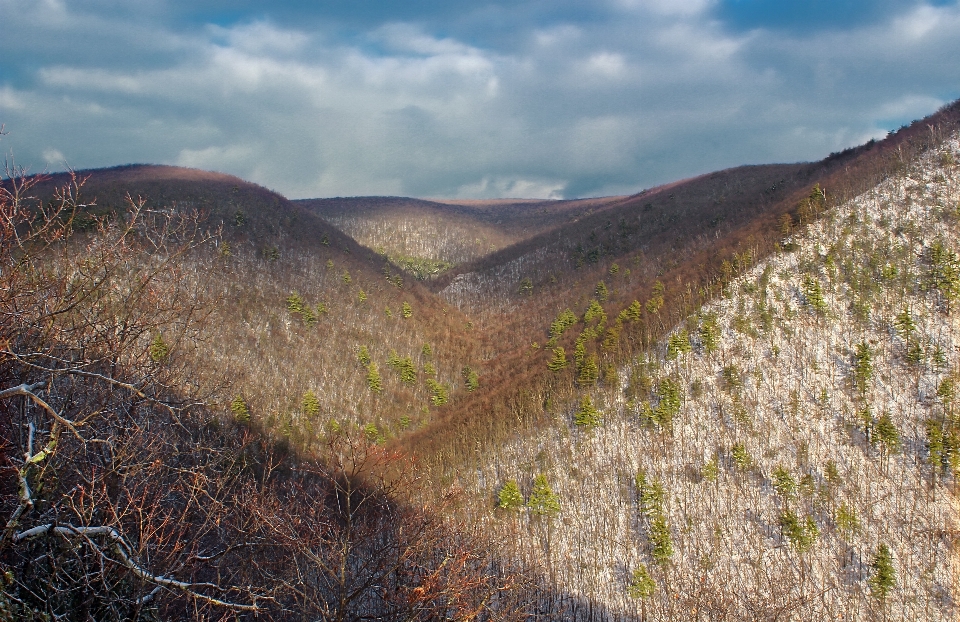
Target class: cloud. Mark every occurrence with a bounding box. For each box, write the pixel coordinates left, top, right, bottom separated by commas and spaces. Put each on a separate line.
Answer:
1, 2, 959, 199
41, 148, 65, 166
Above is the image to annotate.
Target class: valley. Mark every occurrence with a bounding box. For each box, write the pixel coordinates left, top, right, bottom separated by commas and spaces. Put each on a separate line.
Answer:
3, 101, 960, 620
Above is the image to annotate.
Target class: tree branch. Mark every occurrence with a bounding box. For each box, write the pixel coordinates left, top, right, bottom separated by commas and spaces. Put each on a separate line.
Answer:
13, 523, 262, 612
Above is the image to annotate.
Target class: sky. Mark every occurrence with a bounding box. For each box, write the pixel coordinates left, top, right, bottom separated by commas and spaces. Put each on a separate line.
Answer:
1, 1, 959, 199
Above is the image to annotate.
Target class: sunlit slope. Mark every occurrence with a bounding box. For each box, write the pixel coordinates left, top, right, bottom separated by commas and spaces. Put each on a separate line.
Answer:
465, 133, 960, 620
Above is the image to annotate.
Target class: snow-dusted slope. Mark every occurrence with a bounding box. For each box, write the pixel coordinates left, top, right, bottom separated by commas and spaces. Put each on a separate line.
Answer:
471, 138, 960, 620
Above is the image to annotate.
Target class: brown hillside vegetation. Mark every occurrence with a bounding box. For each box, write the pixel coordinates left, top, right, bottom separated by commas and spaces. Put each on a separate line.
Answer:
296, 195, 625, 275
398, 99, 960, 475
13, 165, 489, 452
0, 170, 556, 618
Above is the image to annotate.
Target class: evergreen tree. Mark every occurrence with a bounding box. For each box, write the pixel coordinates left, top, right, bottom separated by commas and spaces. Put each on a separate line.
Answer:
574, 395, 602, 428
462, 366, 479, 391
894, 308, 915, 338
401, 301, 413, 318
547, 347, 569, 372
497, 480, 524, 511
646, 281, 664, 315
627, 565, 656, 599
869, 543, 896, 601
230, 395, 251, 423
772, 465, 796, 500
595, 280, 609, 302
649, 514, 673, 564
853, 340, 873, 395
149, 333, 169, 362
577, 355, 600, 386
366, 363, 383, 394
653, 377, 682, 428
527, 474, 560, 516
548, 309, 578, 342
421, 342, 432, 358
426, 379, 449, 406
286, 291, 304, 315
666, 330, 691, 360
803, 276, 827, 315
358, 345, 371, 366
699, 314, 720, 353
731, 443, 752, 471
518, 277, 533, 296
583, 299, 605, 324
835, 502, 860, 540
635, 470, 665, 517
780, 510, 818, 552
302, 390, 321, 417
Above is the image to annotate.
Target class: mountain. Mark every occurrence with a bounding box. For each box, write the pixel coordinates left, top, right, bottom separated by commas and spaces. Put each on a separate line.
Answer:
18, 164, 487, 443
4, 100, 960, 619
458, 133, 960, 619
295, 195, 626, 278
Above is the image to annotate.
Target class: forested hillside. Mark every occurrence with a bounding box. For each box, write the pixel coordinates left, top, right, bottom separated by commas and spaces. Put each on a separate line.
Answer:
4, 100, 960, 620
464, 133, 960, 620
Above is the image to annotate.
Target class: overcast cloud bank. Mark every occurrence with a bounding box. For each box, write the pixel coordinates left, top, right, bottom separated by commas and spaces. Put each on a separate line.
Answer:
1, 0, 959, 198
